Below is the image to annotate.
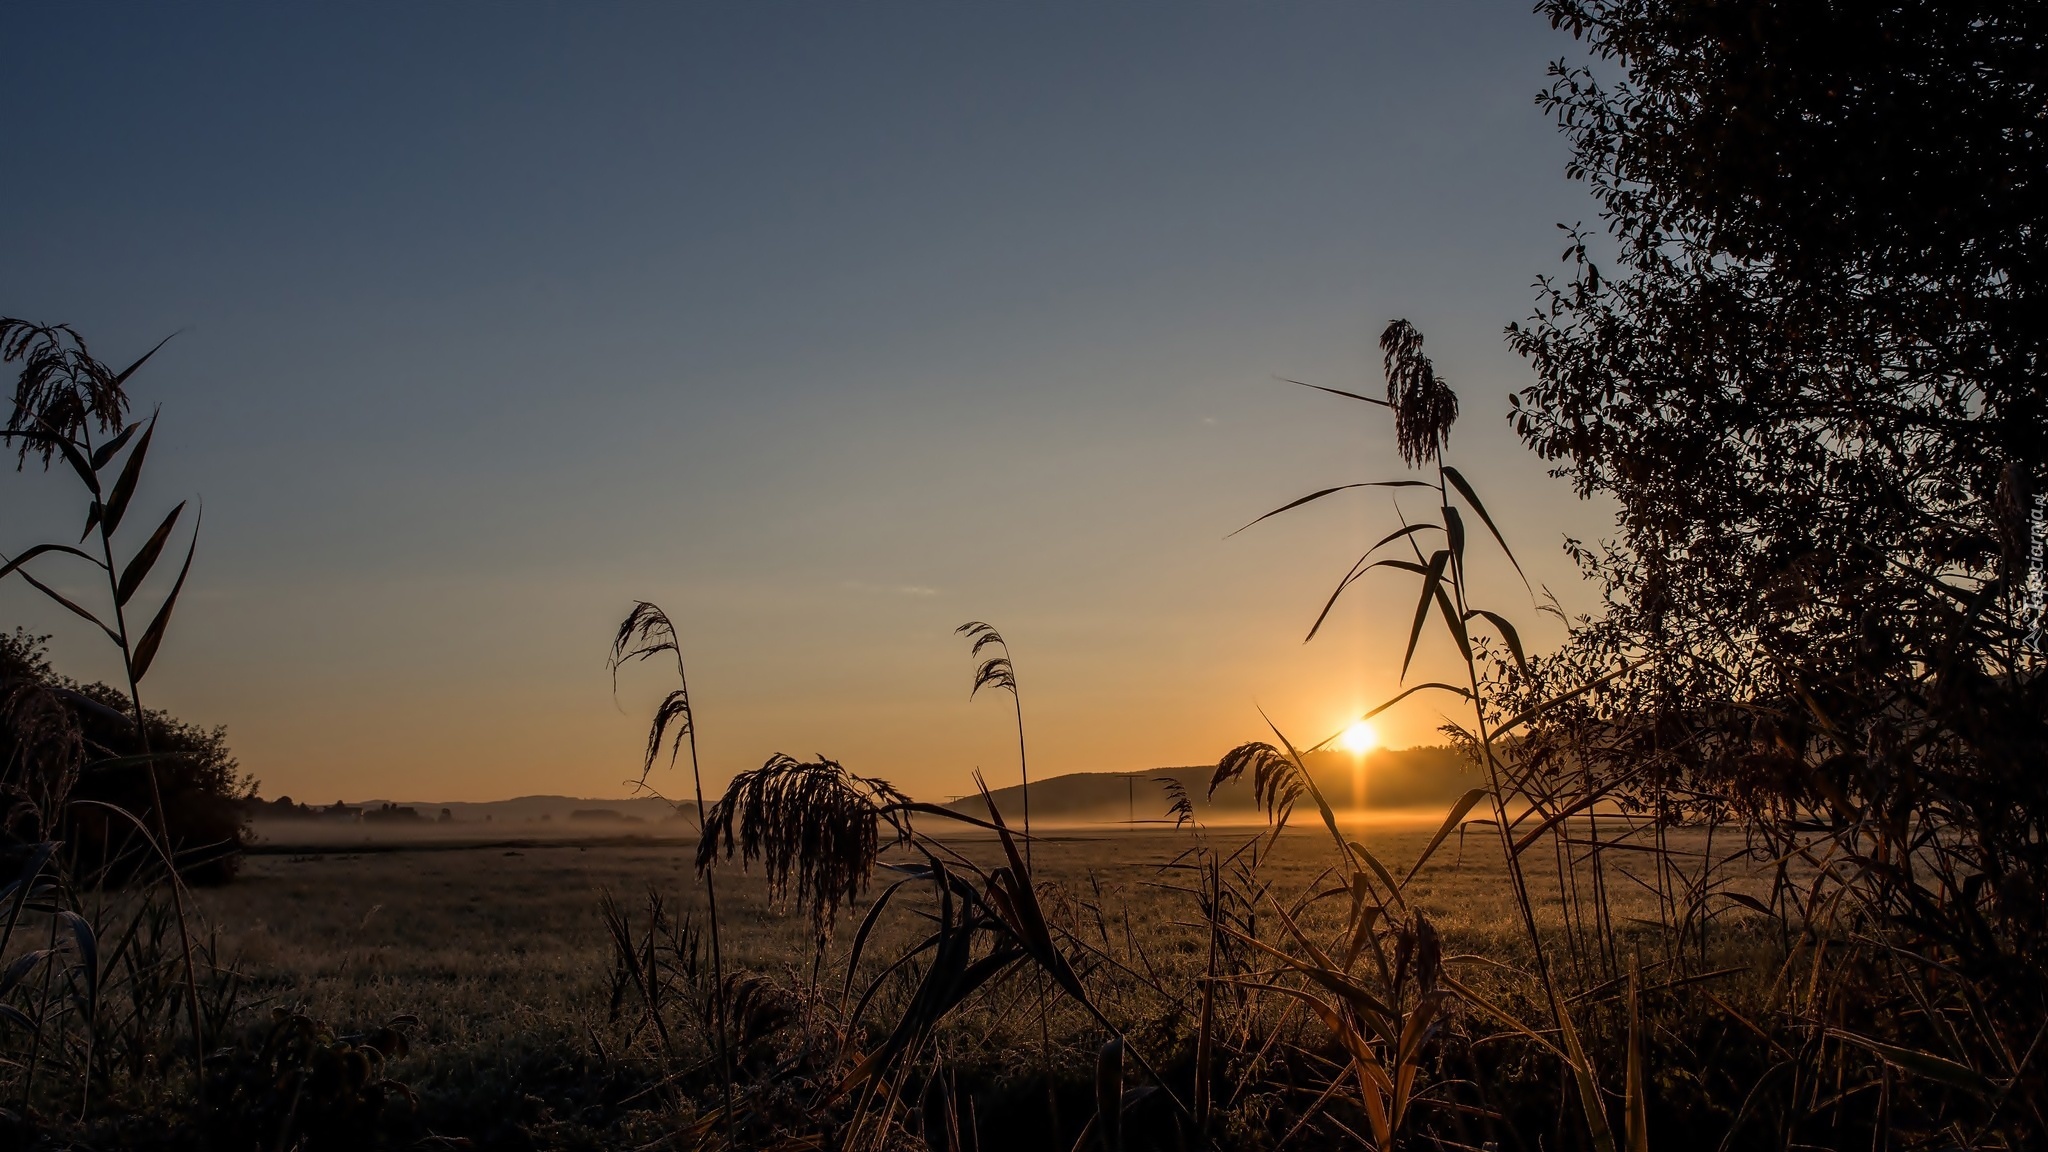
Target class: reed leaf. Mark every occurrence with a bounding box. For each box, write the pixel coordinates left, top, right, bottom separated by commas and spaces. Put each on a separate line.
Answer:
1625, 964, 1648, 1152
127, 510, 198, 683
115, 501, 185, 607
1095, 1036, 1124, 1152
98, 413, 155, 538
1278, 376, 1391, 407
1229, 480, 1434, 538
1400, 550, 1452, 679
1402, 788, 1489, 887
88, 420, 141, 472
1440, 464, 1527, 586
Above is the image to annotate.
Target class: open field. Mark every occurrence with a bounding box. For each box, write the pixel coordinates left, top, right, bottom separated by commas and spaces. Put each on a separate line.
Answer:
170, 818, 1791, 1146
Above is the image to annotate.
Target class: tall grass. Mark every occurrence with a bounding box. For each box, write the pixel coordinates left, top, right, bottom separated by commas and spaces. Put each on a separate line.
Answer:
2, 321, 428, 1148
2, 320, 208, 1092
582, 319, 2038, 1151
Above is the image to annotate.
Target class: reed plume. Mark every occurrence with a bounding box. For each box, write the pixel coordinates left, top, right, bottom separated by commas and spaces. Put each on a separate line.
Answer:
1380, 318, 1458, 468
1208, 741, 1304, 832
606, 600, 735, 1124
697, 753, 910, 936
1, 320, 154, 469
955, 621, 1032, 862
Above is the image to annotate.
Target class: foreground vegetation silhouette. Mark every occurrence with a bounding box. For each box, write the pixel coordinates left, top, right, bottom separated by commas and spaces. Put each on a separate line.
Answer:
1, 2, 2042, 1149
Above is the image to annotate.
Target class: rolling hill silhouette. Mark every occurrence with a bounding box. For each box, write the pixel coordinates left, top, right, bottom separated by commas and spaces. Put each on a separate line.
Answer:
944, 745, 1481, 826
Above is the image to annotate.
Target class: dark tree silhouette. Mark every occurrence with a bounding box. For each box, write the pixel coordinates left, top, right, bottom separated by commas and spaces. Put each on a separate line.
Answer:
1511, 0, 2048, 1119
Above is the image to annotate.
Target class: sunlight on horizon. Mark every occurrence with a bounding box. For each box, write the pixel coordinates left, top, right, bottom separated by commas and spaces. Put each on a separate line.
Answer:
1339, 719, 1378, 754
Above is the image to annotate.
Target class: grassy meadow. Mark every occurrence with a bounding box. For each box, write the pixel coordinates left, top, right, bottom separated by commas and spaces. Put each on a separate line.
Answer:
161, 815, 1795, 1150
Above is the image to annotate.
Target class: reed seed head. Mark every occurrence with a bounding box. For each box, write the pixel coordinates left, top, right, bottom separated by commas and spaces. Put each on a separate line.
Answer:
2, 319, 132, 470
1381, 319, 1458, 469
956, 621, 1018, 698
1210, 741, 1306, 827
696, 753, 910, 936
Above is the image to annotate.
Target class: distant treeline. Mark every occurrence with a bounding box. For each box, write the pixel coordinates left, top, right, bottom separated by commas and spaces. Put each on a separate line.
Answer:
243, 794, 683, 825
947, 745, 1481, 825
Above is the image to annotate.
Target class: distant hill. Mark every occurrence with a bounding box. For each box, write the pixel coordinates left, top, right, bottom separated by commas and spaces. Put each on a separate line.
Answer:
943, 745, 1482, 826
251, 793, 685, 825
252, 745, 1482, 832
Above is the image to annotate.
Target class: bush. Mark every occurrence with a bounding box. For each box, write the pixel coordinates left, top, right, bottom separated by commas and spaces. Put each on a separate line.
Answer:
0, 627, 252, 884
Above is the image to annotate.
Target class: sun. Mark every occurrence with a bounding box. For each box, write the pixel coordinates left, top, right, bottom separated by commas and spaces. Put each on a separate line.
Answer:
1339, 720, 1378, 754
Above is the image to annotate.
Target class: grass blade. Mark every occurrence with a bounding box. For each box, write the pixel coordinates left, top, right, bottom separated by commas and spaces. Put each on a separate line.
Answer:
1230, 481, 1432, 539
90, 421, 142, 471
1347, 842, 1408, 911
1401, 788, 1489, 887
1467, 609, 1529, 679
1826, 1028, 1997, 1097
1307, 683, 1472, 751
109, 331, 177, 388
115, 500, 186, 606
100, 413, 156, 537
1278, 376, 1392, 408
1556, 997, 1618, 1152
1441, 464, 1527, 587
1625, 964, 1647, 1152
1096, 1036, 1124, 1152
12, 564, 121, 645
1305, 557, 1432, 643
0, 542, 106, 581
841, 876, 915, 1008
1399, 550, 1451, 679
128, 509, 198, 682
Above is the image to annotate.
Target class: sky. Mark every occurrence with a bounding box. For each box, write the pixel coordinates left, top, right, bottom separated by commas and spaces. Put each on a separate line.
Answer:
0, 3, 1615, 805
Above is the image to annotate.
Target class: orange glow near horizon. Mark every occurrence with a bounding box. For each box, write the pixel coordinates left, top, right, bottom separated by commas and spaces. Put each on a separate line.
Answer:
1339, 720, 1378, 754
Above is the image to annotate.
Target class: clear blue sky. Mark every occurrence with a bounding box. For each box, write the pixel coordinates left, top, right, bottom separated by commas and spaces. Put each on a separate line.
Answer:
1, 3, 1612, 802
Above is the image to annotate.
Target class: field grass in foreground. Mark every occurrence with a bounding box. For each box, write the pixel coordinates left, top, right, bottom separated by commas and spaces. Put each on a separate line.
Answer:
183, 820, 1782, 1147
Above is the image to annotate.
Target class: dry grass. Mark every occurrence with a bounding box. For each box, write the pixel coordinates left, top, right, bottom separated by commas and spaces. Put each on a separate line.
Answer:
184, 821, 1780, 1105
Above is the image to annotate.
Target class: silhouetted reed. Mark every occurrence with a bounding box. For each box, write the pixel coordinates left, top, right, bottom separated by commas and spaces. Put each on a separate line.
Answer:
697, 754, 911, 937
2, 318, 208, 1096
956, 621, 1032, 864
607, 599, 737, 1125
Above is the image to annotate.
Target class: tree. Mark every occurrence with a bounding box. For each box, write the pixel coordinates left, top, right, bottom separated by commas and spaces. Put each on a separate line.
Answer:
1, 627, 250, 883
1509, 0, 2048, 1086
